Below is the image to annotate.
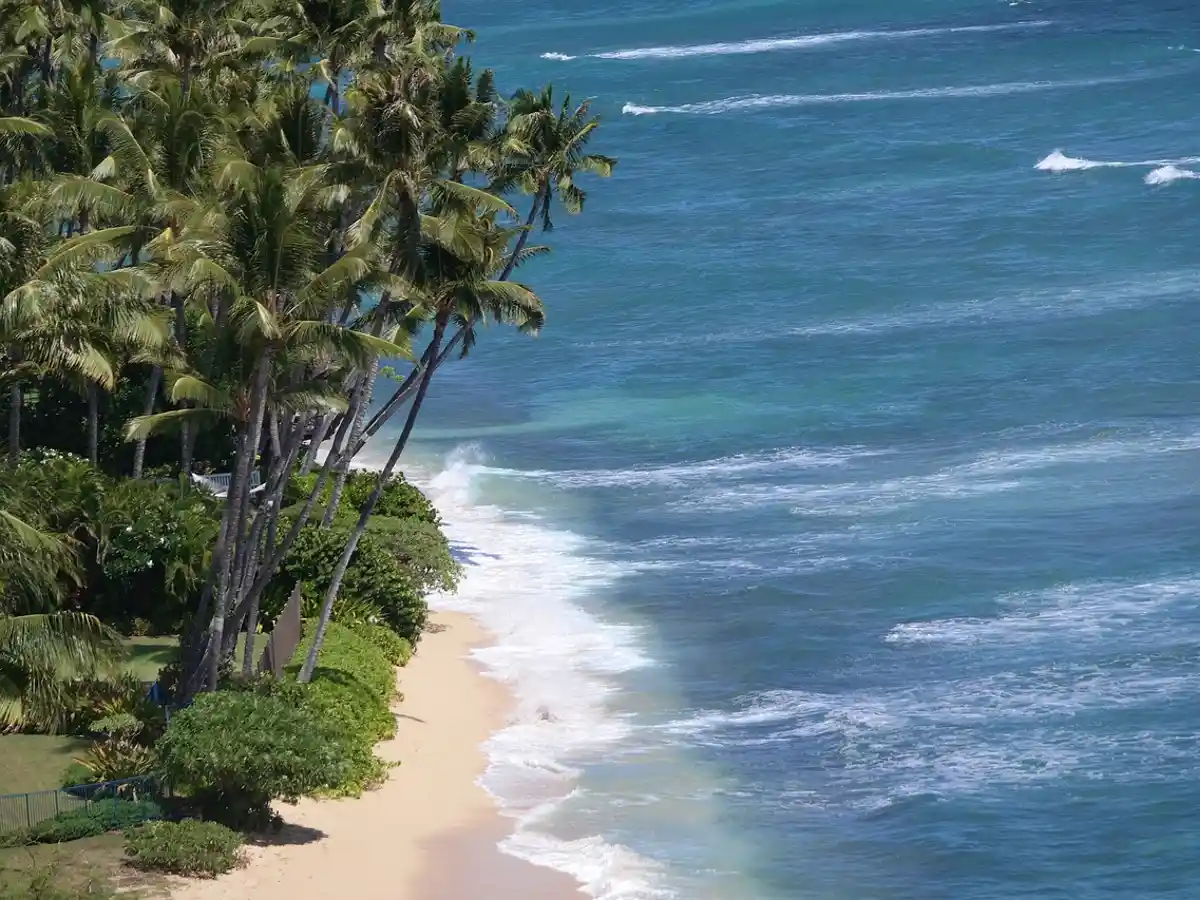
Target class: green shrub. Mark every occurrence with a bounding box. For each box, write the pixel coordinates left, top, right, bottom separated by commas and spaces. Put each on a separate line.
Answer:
89, 479, 220, 634
285, 469, 440, 526
156, 691, 350, 829
88, 712, 141, 739
286, 622, 396, 796
365, 514, 460, 596
124, 820, 243, 877
45, 673, 165, 739
4, 454, 220, 636
264, 523, 427, 643
347, 470, 440, 524
59, 762, 93, 789
14, 798, 165, 845
349, 623, 413, 666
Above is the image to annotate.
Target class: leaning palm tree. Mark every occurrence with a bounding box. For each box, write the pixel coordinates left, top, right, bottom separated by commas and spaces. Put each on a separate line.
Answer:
431, 85, 614, 366
298, 207, 543, 682
496, 86, 616, 275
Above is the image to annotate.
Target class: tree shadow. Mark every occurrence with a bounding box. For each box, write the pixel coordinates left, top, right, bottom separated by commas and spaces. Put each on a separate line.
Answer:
450, 541, 500, 566
247, 822, 327, 847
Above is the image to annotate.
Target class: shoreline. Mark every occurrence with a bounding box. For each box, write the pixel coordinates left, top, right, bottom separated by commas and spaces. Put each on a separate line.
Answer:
169, 611, 580, 900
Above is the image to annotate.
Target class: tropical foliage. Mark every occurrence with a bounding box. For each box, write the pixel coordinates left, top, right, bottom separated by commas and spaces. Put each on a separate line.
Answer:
125, 819, 244, 877
157, 689, 349, 828
0, 0, 613, 697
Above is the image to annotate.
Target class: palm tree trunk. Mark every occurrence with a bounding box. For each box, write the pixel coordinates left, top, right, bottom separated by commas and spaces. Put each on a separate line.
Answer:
320, 288, 394, 525
353, 338, 435, 457
205, 354, 272, 691
223, 412, 307, 654
172, 294, 193, 474
7, 382, 20, 467
232, 411, 351, 626
499, 184, 546, 281
320, 361, 379, 526
267, 412, 281, 461
225, 415, 309, 672
131, 368, 161, 478
299, 414, 330, 475
86, 384, 99, 466
298, 315, 448, 683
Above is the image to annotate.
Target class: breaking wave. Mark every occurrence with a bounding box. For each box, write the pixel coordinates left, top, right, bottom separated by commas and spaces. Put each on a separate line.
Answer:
1035, 149, 1200, 173
576, 21, 1050, 61
623, 77, 1134, 116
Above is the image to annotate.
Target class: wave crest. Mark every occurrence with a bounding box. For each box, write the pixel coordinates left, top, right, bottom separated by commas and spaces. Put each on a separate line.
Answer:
1145, 164, 1200, 185
554, 21, 1051, 62
624, 77, 1129, 116
1035, 150, 1200, 174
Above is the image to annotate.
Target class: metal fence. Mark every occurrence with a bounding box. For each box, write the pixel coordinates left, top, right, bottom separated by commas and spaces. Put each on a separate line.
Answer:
0, 775, 165, 834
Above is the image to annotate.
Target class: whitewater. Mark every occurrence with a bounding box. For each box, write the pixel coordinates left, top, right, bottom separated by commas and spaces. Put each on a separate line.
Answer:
541, 20, 1051, 62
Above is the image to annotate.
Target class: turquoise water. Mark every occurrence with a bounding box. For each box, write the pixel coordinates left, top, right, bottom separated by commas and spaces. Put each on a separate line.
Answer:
391, 1, 1200, 897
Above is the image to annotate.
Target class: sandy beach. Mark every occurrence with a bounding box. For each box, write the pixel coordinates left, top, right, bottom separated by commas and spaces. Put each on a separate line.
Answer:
170, 612, 580, 900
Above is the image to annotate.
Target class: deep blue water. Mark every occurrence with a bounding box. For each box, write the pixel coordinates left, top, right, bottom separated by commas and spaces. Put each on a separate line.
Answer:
391, 1, 1200, 897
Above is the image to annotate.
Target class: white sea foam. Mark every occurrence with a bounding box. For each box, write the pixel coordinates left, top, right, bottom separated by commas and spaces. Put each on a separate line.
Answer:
623, 77, 1131, 116
541, 52, 576, 60
680, 425, 1200, 514
1145, 164, 1200, 185
1035, 150, 1111, 171
411, 444, 666, 899
589, 21, 1049, 61
886, 576, 1200, 647
1035, 149, 1200, 173
663, 659, 1200, 800
501, 831, 677, 900
490, 445, 877, 490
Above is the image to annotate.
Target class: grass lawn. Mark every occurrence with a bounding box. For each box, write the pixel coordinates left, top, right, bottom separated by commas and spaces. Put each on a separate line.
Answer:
0, 735, 92, 796
120, 637, 178, 684
0, 833, 166, 898
121, 633, 270, 685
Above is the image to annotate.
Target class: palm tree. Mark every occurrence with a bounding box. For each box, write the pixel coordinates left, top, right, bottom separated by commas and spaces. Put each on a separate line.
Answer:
0, 499, 121, 731
128, 146, 406, 691
298, 206, 543, 682
434, 85, 614, 366
0, 183, 48, 465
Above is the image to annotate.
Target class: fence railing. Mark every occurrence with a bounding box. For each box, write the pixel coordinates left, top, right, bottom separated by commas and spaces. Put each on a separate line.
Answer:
0, 775, 165, 835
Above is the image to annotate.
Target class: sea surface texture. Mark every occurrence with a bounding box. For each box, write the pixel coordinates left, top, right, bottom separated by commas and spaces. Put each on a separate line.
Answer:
389, 0, 1200, 897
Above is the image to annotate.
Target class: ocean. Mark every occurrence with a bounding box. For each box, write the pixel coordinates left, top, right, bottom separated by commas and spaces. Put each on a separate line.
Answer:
376, 1, 1200, 897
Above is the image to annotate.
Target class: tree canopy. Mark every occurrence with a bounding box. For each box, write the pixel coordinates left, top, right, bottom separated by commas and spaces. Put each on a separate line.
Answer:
1, 0, 615, 692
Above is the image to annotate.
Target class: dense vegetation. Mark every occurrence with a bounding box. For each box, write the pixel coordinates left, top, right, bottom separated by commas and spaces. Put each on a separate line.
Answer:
0, 0, 612, 888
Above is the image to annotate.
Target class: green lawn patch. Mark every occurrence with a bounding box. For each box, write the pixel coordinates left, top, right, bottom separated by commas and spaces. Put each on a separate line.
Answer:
120, 638, 177, 684
0, 736, 92, 796
0, 833, 146, 897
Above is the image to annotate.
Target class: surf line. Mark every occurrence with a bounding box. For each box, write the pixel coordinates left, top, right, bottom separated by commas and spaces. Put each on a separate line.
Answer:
541, 20, 1051, 63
